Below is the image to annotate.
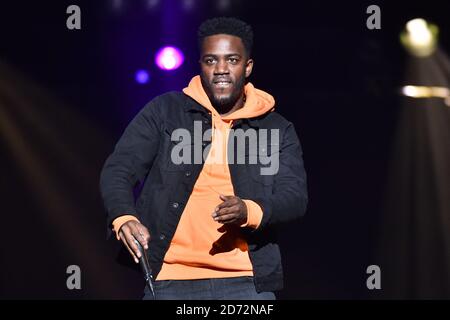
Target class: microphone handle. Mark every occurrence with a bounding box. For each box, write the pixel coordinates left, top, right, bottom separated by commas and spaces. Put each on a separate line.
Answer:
133, 237, 156, 299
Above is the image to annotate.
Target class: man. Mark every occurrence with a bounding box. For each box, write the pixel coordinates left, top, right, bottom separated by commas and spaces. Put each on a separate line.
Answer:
100, 17, 307, 300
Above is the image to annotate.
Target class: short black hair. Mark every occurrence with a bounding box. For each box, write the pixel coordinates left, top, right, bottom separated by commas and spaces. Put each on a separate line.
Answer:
198, 17, 253, 57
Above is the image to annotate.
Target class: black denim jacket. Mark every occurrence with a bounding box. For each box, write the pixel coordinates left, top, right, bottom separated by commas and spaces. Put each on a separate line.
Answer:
99, 91, 308, 293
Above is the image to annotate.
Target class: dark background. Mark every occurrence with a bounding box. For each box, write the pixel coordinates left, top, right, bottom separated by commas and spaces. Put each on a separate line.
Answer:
0, 0, 449, 299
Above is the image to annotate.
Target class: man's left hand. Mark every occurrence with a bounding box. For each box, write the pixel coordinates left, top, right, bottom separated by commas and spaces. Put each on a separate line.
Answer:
212, 195, 247, 225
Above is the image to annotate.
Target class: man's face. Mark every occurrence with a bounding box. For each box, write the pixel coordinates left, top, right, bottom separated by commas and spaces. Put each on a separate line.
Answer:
200, 34, 253, 112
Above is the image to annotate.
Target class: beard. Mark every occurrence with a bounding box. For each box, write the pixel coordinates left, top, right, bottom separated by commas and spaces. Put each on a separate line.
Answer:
201, 74, 246, 114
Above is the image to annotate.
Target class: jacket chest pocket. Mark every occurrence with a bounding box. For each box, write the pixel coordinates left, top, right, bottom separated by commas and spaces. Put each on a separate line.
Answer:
162, 122, 196, 172
161, 140, 198, 172
245, 142, 279, 186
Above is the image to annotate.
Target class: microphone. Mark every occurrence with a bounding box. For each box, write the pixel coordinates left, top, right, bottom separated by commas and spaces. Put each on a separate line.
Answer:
133, 237, 155, 299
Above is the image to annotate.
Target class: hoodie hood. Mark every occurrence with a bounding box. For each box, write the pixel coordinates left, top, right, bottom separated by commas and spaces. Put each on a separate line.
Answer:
183, 75, 275, 120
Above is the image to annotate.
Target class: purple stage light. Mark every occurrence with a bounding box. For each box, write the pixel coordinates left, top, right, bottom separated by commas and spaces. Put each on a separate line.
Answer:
155, 46, 184, 70
135, 70, 150, 84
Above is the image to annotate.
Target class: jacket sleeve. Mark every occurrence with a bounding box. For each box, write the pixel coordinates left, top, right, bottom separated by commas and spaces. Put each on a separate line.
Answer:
251, 122, 308, 231
99, 101, 161, 229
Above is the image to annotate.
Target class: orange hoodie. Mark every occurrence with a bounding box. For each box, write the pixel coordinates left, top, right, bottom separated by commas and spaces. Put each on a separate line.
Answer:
113, 75, 275, 280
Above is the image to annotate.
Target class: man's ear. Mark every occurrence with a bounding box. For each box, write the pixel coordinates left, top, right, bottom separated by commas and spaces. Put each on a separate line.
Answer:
245, 59, 254, 78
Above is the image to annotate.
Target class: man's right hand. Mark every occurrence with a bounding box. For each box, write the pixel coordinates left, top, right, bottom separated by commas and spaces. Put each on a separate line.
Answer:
118, 220, 151, 264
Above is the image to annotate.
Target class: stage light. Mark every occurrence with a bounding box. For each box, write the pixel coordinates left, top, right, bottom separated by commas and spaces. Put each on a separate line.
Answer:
135, 70, 150, 84
407, 19, 431, 46
401, 85, 450, 106
155, 46, 184, 71
400, 18, 438, 57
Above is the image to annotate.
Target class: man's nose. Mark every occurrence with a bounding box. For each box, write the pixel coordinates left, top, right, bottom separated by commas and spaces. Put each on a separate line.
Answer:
214, 59, 229, 74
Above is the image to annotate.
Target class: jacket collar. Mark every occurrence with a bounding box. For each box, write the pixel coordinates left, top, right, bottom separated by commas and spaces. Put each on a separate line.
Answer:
184, 94, 208, 113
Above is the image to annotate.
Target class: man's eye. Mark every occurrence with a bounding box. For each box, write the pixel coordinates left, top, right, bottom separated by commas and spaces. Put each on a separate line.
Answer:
228, 58, 238, 63
205, 58, 215, 64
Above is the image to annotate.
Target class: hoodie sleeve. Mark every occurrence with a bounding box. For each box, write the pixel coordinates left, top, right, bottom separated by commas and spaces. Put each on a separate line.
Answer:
241, 200, 263, 229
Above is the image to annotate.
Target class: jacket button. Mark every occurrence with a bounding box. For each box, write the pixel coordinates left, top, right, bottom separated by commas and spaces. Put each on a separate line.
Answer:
203, 119, 209, 125
185, 171, 191, 177
202, 142, 207, 147
172, 202, 179, 209
159, 234, 166, 240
